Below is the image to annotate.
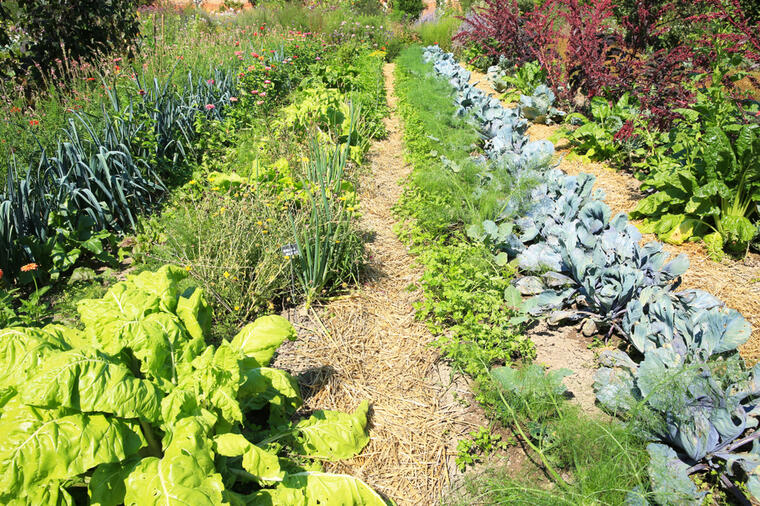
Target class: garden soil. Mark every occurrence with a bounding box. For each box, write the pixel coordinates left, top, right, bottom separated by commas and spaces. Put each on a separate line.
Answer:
468, 72, 760, 371
273, 64, 485, 505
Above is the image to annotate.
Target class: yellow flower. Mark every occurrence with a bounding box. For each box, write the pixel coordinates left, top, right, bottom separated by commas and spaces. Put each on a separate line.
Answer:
219, 207, 226, 213
185, 265, 192, 272
262, 229, 268, 234
223, 271, 231, 278
189, 179, 197, 185
234, 305, 240, 311
256, 221, 263, 226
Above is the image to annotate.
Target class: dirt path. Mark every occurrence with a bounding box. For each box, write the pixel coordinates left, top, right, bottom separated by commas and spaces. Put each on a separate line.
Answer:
274, 64, 482, 505
469, 73, 760, 369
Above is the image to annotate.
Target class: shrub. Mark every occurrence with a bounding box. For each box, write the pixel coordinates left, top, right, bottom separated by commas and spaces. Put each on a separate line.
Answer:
453, 0, 532, 65
0, 0, 141, 85
394, 0, 425, 20
144, 182, 296, 332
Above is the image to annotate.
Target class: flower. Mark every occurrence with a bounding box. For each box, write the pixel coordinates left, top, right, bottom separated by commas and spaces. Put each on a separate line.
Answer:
256, 100, 264, 105
28, 119, 39, 126
230, 96, 238, 102
234, 305, 240, 311
205, 104, 215, 110
223, 271, 231, 278
0, 268, 3, 280
20, 263, 38, 272
207, 79, 215, 85
185, 265, 192, 272
259, 92, 267, 97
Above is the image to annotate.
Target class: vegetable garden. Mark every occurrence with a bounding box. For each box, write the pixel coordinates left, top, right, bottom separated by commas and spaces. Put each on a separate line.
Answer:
1, 0, 759, 504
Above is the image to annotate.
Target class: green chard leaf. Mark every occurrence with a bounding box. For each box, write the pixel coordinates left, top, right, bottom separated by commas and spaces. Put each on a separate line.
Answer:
0, 396, 145, 499
20, 349, 163, 422
123, 417, 225, 506
290, 400, 371, 461
214, 433, 284, 482
238, 367, 302, 424
231, 315, 297, 369
249, 472, 392, 506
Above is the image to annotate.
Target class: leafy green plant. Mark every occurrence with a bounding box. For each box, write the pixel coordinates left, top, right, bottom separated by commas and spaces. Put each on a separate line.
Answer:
0, 265, 389, 504
490, 60, 547, 101
633, 121, 759, 257
415, 240, 533, 376
455, 427, 510, 471
564, 93, 639, 161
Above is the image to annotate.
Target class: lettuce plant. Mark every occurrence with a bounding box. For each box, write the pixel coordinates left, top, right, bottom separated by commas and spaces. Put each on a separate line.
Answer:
0, 266, 388, 505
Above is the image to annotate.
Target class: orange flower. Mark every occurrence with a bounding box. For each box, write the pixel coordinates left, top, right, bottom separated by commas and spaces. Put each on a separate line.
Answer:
20, 263, 38, 272
29, 119, 39, 126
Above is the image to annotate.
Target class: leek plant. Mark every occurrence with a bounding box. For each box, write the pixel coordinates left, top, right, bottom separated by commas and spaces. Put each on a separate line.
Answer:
291, 134, 362, 307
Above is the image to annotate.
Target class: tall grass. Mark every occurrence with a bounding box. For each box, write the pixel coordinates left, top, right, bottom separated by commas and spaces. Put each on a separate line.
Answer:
412, 16, 461, 51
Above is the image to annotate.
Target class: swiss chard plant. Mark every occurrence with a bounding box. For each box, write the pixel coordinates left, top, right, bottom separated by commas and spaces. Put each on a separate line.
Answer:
633, 118, 760, 257
0, 265, 389, 505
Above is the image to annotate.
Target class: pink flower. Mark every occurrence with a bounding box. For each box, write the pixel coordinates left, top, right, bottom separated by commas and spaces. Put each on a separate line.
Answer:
230, 96, 238, 102
256, 100, 264, 105
264, 79, 271, 84
259, 92, 266, 97
316, 57, 321, 61
207, 79, 215, 85
251, 89, 258, 94
205, 104, 215, 110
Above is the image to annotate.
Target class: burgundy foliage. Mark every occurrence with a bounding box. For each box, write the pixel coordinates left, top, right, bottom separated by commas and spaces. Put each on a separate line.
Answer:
627, 45, 698, 129
455, 0, 759, 129
550, 0, 623, 99
453, 0, 531, 64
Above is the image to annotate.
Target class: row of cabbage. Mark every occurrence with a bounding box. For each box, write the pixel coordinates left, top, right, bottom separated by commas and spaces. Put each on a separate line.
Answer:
422, 45, 760, 504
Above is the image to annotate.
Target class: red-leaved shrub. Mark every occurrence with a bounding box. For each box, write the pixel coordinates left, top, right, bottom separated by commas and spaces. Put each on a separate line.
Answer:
454, 0, 532, 65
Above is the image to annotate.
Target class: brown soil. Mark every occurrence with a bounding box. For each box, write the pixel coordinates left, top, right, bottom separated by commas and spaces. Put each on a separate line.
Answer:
274, 64, 485, 505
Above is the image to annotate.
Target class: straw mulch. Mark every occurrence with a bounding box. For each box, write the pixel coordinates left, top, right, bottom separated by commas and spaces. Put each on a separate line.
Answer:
273, 63, 484, 505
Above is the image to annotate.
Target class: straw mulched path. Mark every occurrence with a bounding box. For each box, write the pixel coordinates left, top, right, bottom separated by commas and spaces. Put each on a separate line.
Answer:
469, 74, 760, 364
274, 63, 484, 504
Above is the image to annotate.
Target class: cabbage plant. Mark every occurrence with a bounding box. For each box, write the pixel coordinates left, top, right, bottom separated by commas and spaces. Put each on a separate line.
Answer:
0, 266, 388, 505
